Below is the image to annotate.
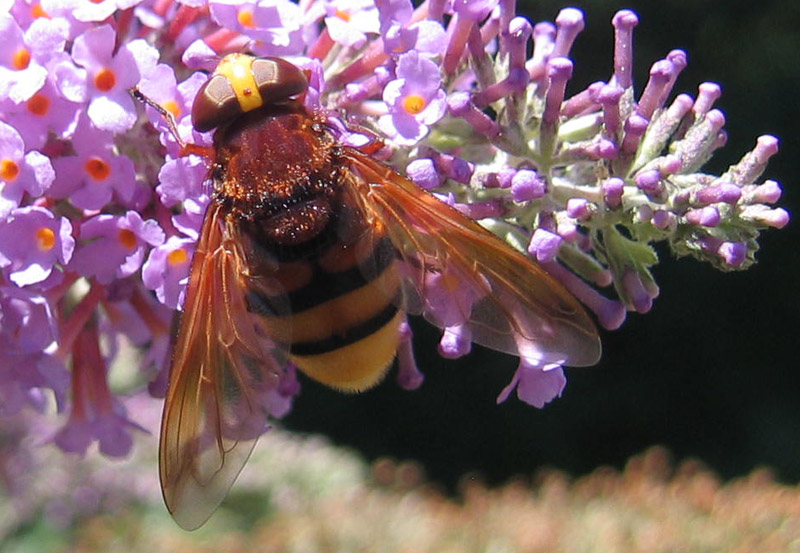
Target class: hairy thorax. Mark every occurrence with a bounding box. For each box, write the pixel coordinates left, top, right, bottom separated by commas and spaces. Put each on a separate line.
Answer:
212, 103, 345, 247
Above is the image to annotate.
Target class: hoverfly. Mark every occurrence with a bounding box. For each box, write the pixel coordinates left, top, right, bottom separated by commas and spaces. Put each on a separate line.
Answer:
149, 54, 601, 530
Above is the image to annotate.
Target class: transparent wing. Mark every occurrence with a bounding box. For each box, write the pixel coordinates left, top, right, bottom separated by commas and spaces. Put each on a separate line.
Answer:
341, 148, 601, 367
159, 202, 289, 530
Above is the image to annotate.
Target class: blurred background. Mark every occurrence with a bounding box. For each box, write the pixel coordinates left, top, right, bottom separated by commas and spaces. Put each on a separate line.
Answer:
2, 0, 799, 551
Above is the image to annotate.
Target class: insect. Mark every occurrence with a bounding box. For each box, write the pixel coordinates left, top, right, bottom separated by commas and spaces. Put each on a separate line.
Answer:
149, 54, 601, 530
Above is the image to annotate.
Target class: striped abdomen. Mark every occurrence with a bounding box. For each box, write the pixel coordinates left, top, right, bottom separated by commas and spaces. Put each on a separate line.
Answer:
247, 228, 402, 391
214, 103, 402, 391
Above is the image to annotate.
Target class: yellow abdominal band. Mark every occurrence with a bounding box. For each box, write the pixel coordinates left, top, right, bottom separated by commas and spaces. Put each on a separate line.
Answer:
290, 310, 403, 393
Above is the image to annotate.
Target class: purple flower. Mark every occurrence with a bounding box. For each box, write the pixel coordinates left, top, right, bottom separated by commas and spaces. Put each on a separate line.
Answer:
155, 155, 208, 207
511, 169, 547, 202
376, 0, 412, 35
379, 51, 447, 144
323, 0, 380, 48
406, 158, 442, 190
0, 79, 81, 150
376, 0, 446, 55
210, 0, 305, 56
438, 324, 472, 359
0, 286, 67, 414
0, 14, 52, 103
418, 267, 485, 329
0, 284, 58, 355
136, 64, 207, 148
54, 24, 146, 132
528, 229, 563, 263
0, 121, 55, 218
69, 212, 164, 285
49, 115, 137, 209
141, 236, 195, 310
0, 340, 68, 415
171, 195, 210, 241
497, 358, 567, 409
0, 206, 74, 287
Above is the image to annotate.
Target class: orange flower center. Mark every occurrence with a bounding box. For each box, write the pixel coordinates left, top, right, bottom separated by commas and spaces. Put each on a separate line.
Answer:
1, 159, 20, 181
36, 227, 56, 251
85, 157, 111, 181
13, 48, 31, 71
31, 3, 50, 18
94, 68, 116, 92
27, 93, 51, 116
118, 229, 137, 249
168, 248, 188, 265
403, 94, 427, 115
335, 9, 351, 21
237, 8, 255, 28
163, 100, 181, 118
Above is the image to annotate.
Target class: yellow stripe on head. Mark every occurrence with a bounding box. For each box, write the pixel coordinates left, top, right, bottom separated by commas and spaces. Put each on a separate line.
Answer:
215, 54, 263, 113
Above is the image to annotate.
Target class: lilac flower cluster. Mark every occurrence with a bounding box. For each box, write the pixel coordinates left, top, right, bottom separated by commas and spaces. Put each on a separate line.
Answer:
0, 0, 788, 462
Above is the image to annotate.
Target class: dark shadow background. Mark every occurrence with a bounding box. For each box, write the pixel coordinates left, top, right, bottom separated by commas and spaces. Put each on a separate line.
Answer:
284, 0, 800, 488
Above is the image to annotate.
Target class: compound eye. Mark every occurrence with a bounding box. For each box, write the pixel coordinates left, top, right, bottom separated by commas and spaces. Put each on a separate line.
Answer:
251, 58, 309, 104
191, 74, 242, 133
